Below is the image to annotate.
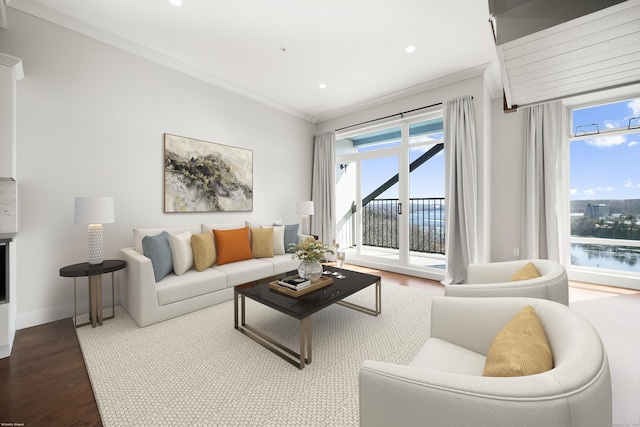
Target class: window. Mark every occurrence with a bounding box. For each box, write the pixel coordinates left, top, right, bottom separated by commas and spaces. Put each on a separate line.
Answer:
569, 97, 640, 276
335, 110, 445, 277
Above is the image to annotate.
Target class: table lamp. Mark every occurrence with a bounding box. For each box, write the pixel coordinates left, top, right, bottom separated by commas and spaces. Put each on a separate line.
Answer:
74, 196, 115, 265
297, 200, 314, 235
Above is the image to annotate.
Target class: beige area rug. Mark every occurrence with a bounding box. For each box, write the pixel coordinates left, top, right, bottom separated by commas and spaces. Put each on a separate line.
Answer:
76, 283, 433, 426
571, 293, 640, 426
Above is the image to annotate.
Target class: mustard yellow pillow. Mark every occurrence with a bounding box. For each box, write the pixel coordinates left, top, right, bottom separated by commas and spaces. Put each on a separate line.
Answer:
191, 232, 216, 271
250, 227, 274, 258
510, 261, 541, 281
213, 227, 253, 266
483, 305, 552, 377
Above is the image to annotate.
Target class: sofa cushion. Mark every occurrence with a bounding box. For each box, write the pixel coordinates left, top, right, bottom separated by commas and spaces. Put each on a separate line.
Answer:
191, 232, 216, 271
483, 305, 552, 377
168, 231, 194, 276
409, 338, 486, 376
202, 222, 247, 235
263, 225, 285, 255
213, 227, 253, 265
156, 268, 227, 306
511, 261, 541, 282
213, 258, 273, 287
142, 231, 173, 282
246, 219, 283, 229
250, 227, 274, 258
258, 254, 299, 276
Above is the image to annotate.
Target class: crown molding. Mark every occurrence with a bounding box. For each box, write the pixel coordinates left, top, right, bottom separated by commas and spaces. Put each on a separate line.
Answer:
312, 64, 494, 124
6, 0, 314, 122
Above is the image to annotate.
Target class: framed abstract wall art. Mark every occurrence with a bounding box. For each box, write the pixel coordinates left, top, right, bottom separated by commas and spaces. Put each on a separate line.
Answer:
164, 134, 253, 212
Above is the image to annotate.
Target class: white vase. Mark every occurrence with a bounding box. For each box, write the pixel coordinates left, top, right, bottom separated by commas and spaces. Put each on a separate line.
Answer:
298, 260, 323, 282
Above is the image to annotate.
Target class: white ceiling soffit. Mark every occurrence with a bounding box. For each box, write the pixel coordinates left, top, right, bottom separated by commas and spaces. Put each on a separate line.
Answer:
496, 0, 640, 109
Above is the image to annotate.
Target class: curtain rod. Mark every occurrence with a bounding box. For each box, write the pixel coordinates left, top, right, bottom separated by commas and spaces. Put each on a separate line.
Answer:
334, 96, 474, 133
334, 102, 442, 133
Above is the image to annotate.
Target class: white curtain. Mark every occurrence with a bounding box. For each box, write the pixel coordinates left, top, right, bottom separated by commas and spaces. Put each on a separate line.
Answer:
520, 101, 565, 262
311, 132, 336, 245
443, 96, 478, 284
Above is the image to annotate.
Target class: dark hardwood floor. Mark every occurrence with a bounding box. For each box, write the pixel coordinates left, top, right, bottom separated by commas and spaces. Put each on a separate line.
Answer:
0, 265, 442, 426
0, 319, 102, 426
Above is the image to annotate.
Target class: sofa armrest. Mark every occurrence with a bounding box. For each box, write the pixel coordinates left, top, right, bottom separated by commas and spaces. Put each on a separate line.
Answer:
119, 247, 158, 327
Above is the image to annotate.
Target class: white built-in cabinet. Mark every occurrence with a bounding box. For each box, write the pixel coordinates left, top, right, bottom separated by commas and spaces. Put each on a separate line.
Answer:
0, 53, 23, 359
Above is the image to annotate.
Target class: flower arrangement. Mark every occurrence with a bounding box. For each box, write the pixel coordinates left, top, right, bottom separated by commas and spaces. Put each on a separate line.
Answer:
289, 237, 334, 263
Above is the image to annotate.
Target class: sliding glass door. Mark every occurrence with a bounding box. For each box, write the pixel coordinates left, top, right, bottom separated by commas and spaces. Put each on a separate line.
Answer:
335, 111, 445, 274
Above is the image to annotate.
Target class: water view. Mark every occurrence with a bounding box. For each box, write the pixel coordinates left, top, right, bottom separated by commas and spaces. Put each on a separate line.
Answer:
571, 243, 640, 273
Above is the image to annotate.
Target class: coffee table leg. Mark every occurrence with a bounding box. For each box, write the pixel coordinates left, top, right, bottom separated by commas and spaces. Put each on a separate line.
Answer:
298, 316, 313, 368
337, 279, 382, 316
306, 316, 312, 364
235, 298, 312, 369
299, 318, 306, 369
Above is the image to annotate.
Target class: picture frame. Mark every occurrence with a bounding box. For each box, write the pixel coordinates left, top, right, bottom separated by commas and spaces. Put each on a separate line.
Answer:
164, 133, 253, 212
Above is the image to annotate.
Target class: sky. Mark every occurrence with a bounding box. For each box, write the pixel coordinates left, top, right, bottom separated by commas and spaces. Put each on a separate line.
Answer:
359, 131, 445, 201
571, 98, 640, 201
354, 98, 640, 203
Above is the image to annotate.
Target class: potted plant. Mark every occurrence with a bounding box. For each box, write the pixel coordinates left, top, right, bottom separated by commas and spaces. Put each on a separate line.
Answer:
289, 237, 334, 281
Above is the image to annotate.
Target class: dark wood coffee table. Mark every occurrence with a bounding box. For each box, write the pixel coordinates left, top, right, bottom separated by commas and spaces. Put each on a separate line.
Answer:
234, 265, 381, 369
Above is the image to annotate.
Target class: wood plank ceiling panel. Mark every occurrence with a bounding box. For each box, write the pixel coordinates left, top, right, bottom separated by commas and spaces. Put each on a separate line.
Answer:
496, 0, 640, 108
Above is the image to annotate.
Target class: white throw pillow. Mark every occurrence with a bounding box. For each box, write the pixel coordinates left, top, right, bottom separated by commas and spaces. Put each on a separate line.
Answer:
263, 225, 285, 255
168, 231, 194, 275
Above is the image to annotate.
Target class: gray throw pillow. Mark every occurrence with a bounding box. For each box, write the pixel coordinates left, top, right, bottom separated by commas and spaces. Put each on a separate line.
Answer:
142, 231, 173, 281
275, 223, 299, 253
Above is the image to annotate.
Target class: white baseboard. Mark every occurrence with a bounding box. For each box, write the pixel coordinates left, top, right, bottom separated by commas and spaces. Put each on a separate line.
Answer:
16, 303, 76, 329
0, 343, 11, 359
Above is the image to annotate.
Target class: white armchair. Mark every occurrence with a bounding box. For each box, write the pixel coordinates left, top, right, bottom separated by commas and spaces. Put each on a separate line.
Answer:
444, 259, 569, 305
359, 296, 611, 427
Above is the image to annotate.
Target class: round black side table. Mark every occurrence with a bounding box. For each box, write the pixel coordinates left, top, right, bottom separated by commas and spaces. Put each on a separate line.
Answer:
60, 259, 126, 328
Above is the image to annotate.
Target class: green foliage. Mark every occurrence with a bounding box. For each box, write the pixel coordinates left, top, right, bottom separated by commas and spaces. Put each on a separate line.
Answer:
572, 214, 640, 240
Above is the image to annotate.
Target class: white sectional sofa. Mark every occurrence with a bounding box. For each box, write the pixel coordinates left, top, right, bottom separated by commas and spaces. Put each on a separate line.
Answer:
120, 220, 303, 327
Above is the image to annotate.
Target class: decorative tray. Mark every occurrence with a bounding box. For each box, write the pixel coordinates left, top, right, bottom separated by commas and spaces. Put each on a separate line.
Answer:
269, 276, 333, 297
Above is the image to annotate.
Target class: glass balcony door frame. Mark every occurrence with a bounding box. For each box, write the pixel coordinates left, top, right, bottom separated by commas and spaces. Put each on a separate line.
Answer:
336, 110, 445, 279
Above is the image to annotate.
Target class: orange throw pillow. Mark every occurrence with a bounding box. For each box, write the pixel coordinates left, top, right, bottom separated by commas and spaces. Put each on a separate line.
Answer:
213, 227, 253, 266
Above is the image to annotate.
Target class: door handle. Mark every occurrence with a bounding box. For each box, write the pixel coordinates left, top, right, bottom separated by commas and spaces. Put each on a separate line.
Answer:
398, 202, 402, 215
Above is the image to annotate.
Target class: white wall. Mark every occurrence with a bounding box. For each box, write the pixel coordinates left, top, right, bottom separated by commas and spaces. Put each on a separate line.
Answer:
489, 98, 526, 262
0, 9, 315, 328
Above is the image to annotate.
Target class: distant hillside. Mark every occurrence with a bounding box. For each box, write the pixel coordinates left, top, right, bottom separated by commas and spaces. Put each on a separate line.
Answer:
571, 199, 640, 215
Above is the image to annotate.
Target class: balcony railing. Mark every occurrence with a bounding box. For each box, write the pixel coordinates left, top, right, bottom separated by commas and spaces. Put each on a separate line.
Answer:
337, 197, 445, 255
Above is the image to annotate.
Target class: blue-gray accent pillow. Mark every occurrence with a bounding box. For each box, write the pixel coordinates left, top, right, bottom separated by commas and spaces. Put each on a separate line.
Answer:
142, 231, 173, 282
275, 223, 299, 253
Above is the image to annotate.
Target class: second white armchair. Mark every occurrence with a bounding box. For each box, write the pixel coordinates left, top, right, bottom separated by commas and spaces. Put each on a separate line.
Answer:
444, 259, 569, 305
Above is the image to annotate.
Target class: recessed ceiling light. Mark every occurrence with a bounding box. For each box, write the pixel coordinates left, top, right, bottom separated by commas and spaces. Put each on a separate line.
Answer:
405, 46, 416, 53
169, 0, 182, 6
319, 83, 327, 89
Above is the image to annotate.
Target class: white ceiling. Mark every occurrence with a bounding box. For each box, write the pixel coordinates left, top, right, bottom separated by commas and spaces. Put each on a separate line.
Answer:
6, 0, 501, 122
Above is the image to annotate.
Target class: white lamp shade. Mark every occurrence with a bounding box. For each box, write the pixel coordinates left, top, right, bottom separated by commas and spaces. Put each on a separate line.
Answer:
74, 196, 115, 225
297, 201, 314, 216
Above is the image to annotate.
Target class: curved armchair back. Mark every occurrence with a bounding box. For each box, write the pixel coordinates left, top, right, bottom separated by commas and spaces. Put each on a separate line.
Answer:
359, 297, 611, 427
444, 259, 568, 305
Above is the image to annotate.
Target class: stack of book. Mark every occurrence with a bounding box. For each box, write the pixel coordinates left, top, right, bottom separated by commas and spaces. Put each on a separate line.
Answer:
277, 274, 311, 291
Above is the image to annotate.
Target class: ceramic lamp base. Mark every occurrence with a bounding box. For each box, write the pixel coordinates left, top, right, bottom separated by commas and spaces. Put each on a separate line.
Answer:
87, 224, 104, 265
